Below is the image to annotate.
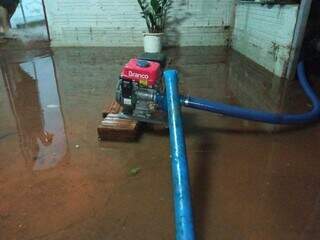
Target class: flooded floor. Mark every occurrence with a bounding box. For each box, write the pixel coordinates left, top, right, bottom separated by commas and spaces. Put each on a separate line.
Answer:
0, 45, 320, 240
5, 24, 48, 43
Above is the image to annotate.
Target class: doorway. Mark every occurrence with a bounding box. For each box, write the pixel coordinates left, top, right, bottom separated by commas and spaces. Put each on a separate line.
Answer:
8, 0, 49, 42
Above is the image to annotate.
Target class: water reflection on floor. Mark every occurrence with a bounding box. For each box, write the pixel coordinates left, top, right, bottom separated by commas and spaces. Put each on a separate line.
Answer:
1, 56, 67, 170
0, 47, 319, 240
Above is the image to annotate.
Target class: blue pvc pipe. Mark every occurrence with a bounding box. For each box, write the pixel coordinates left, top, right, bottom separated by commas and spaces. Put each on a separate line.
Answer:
164, 70, 196, 240
181, 62, 320, 124
161, 62, 319, 240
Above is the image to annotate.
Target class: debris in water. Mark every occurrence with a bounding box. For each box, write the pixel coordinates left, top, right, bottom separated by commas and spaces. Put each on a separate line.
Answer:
46, 104, 60, 108
43, 131, 54, 144
129, 167, 141, 176
75, 144, 80, 149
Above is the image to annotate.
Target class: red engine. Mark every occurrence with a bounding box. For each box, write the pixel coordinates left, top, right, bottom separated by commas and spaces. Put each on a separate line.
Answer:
116, 56, 165, 124
120, 58, 161, 87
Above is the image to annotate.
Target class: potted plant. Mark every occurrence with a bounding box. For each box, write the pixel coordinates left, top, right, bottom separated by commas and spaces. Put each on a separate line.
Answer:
137, 0, 171, 53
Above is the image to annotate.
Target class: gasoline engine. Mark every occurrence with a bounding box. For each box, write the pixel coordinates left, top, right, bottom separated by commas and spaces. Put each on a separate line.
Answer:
115, 55, 166, 124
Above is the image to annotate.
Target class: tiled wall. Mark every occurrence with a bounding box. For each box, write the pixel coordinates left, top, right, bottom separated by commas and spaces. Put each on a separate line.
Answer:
232, 3, 299, 77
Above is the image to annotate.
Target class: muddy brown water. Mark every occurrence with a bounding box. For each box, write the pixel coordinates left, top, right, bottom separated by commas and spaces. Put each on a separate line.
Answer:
0, 46, 320, 240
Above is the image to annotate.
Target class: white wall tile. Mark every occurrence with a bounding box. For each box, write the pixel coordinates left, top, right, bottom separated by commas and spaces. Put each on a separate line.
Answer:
232, 3, 299, 77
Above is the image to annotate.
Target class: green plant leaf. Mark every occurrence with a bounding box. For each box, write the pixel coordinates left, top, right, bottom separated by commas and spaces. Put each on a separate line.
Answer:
137, 0, 152, 32
146, 11, 156, 32
161, 0, 168, 6
129, 167, 141, 176
137, 0, 172, 33
138, 0, 151, 12
151, 0, 161, 14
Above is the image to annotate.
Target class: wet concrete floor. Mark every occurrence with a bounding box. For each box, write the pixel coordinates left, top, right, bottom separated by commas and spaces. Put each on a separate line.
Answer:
0, 45, 320, 240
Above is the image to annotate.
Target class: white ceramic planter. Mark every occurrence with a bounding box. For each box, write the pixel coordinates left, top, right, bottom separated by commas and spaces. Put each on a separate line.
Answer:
143, 33, 163, 53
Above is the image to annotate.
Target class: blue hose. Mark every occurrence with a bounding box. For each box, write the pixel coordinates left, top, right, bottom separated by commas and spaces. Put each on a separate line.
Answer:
181, 62, 320, 124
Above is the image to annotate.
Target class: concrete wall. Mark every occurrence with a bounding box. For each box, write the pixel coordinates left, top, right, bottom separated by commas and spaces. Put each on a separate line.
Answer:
232, 3, 299, 78
43, 0, 235, 47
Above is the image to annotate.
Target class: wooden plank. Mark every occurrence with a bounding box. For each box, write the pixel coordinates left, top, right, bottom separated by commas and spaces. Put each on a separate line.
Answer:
98, 101, 141, 141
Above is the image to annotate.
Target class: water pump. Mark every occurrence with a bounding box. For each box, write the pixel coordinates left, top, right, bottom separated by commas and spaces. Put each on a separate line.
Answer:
115, 56, 166, 124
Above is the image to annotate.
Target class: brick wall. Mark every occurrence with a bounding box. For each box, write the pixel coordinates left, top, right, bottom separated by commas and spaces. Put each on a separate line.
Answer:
43, 0, 235, 47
